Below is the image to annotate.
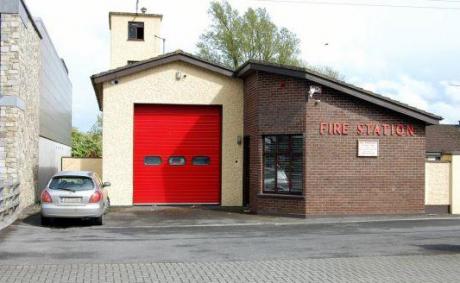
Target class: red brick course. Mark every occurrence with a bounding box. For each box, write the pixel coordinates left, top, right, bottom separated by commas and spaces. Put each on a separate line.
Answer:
244, 71, 426, 216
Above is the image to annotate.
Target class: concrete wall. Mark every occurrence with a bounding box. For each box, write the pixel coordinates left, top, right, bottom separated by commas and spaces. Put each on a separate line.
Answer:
110, 13, 161, 69
0, 10, 41, 208
102, 61, 244, 206
61, 158, 102, 178
425, 161, 450, 206
38, 137, 71, 190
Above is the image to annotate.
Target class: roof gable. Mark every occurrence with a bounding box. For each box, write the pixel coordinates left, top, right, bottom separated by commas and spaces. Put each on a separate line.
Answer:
91, 50, 234, 110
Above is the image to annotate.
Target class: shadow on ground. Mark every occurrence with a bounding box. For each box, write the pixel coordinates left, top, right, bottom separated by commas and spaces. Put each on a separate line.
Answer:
417, 244, 460, 253
20, 212, 100, 229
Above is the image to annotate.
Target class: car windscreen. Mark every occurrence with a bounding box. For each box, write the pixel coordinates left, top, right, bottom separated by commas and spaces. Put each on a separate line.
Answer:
49, 176, 95, 191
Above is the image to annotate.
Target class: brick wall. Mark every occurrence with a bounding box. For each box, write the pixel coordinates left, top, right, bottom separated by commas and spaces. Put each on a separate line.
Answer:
243, 73, 260, 212
244, 72, 307, 216
305, 83, 426, 215
244, 71, 426, 216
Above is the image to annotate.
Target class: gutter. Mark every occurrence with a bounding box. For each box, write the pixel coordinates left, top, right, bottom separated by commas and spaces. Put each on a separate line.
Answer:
19, 0, 42, 39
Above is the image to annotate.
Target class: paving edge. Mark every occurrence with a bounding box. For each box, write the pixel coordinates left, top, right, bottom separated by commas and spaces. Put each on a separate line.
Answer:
1, 253, 459, 268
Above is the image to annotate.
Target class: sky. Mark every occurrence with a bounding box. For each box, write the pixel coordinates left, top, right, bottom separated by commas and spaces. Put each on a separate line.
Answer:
27, 0, 460, 131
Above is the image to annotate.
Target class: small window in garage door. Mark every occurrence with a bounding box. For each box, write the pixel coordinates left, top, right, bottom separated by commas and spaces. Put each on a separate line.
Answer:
169, 156, 185, 166
192, 156, 210, 166
144, 156, 162, 166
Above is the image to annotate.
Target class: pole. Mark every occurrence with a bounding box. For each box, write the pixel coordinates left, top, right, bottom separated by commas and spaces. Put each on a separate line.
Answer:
155, 35, 166, 54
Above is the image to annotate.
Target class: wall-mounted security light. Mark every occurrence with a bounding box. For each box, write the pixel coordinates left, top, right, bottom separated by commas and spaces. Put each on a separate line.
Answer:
308, 85, 322, 98
175, 71, 187, 81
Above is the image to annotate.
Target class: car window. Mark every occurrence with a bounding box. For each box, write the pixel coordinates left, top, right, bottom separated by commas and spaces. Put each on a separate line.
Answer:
49, 176, 95, 191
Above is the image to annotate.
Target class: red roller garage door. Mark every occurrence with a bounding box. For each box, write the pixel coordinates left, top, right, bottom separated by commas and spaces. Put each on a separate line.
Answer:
133, 105, 222, 204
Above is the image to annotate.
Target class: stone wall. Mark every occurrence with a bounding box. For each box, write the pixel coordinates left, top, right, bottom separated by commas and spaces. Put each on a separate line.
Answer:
0, 12, 41, 210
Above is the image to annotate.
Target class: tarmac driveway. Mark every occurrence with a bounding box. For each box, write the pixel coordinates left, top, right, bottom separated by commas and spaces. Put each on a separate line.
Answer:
1, 205, 460, 266
15, 205, 306, 228
2, 206, 460, 281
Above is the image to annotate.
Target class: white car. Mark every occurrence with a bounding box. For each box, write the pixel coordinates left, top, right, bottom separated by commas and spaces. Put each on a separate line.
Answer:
40, 171, 110, 225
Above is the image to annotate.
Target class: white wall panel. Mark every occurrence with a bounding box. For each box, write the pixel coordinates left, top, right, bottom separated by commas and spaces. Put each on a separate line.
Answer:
38, 137, 71, 190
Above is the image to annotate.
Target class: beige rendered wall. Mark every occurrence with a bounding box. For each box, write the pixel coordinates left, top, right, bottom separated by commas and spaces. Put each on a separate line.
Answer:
102, 62, 244, 206
110, 14, 162, 69
61, 158, 103, 178
425, 162, 450, 205
451, 155, 460, 214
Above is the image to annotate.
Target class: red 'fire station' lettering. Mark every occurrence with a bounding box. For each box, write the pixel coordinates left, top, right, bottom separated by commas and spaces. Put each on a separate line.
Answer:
320, 123, 328, 135
320, 122, 416, 136
383, 124, 391, 135
357, 124, 365, 135
406, 124, 415, 136
342, 123, 349, 135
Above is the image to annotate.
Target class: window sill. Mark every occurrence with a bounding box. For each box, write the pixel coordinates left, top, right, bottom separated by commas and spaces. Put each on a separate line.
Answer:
127, 38, 145, 41
257, 193, 305, 200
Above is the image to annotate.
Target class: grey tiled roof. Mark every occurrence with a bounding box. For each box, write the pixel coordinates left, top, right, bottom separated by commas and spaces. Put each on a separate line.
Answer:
91, 50, 443, 124
237, 59, 442, 121
426, 124, 460, 153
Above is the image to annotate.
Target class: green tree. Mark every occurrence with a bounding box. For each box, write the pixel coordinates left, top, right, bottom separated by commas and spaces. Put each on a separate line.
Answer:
89, 114, 102, 136
197, 1, 301, 69
197, 1, 344, 80
71, 115, 102, 158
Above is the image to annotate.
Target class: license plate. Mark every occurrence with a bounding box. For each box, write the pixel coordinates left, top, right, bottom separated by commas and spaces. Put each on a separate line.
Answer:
61, 197, 82, 204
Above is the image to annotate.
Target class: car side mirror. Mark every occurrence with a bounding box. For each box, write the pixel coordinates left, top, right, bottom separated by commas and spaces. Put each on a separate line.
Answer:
102, 182, 111, 188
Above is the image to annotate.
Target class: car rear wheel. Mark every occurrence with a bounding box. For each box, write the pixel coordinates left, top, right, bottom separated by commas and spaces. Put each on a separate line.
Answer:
41, 216, 53, 226
93, 216, 103, 226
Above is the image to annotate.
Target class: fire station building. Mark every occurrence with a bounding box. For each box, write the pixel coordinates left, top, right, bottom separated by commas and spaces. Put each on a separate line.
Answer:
91, 12, 442, 216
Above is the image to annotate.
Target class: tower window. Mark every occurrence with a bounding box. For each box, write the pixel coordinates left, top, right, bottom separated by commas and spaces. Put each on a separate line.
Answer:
128, 22, 144, 40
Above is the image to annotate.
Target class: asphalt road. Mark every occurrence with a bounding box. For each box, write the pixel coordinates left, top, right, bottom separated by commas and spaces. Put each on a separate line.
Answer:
1, 207, 460, 265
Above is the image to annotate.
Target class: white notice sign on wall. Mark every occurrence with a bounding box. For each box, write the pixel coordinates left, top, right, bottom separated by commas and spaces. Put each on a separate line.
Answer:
358, 139, 379, 157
